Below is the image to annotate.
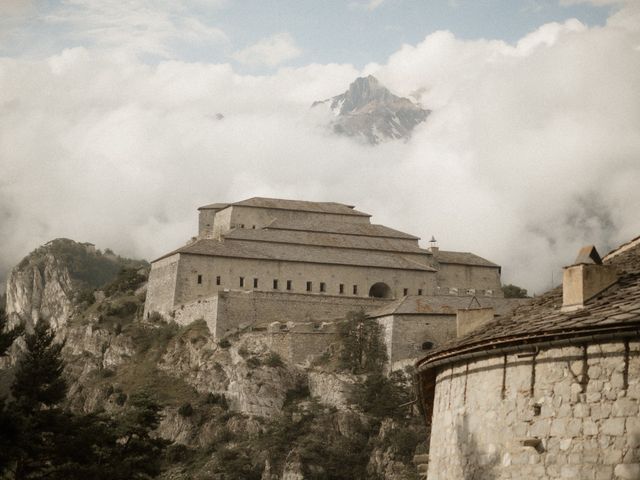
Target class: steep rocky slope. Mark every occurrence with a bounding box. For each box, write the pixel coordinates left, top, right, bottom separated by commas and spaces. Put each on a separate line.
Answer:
312, 76, 429, 144
1, 239, 426, 479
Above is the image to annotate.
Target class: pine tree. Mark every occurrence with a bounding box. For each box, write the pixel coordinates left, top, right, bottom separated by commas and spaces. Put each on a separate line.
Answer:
11, 320, 67, 411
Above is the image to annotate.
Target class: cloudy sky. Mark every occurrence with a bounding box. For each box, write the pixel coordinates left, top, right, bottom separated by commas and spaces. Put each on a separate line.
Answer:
1, 0, 639, 294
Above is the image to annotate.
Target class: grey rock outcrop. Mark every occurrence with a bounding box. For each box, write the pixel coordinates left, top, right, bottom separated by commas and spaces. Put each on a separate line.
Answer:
312, 75, 429, 144
6, 252, 74, 331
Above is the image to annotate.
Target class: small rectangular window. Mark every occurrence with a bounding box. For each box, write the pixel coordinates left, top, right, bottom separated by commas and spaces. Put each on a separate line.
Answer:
353, 285, 358, 295
197, 274, 202, 285
253, 278, 258, 288
239, 277, 245, 287
286, 280, 292, 291
320, 282, 326, 293
339, 284, 344, 294
273, 279, 279, 290
418, 289, 423, 295
216, 276, 221, 286
306, 281, 312, 292
403, 288, 408, 296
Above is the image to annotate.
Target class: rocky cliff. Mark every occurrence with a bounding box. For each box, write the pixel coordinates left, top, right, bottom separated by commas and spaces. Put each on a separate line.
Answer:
312, 75, 429, 145
1, 239, 426, 479
5, 238, 146, 331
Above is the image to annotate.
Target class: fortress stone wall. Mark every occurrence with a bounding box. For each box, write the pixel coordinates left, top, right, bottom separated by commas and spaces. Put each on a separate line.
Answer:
170, 289, 387, 338
435, 264, 501, 296
427, 341, 640, 480
145, 198, 506, 362
378, 314, 455, 370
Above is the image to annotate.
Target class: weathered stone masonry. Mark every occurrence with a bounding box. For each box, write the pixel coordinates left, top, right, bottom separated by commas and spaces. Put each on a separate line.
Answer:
427, 341, 640, 480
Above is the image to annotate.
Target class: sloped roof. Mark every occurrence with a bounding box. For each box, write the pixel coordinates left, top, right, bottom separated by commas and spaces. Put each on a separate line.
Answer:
198, 203, 230, 211
223, 228, 427, 254
433, 250, 499, 268
417, 239, 640, 371
266, 219, 419, 240
232, 197, 370, 217
154, 238, 435, 272
368, 295, 527, 318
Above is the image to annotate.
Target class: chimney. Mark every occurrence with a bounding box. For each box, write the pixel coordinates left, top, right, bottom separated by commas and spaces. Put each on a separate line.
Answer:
428, 236, 439, 253
561, 246, 618, 312
457, 307, 495, 337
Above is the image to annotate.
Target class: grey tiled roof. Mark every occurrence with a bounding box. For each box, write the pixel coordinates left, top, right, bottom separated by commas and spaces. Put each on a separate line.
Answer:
368, 295, 528, 318
155, 238, 436, 272
433, 250, 499, 268
224, 228, 427, 254
266, 219, 419, 240
232, 197, 371, 217
198, 203, 230, 210
417, 239, 640, 370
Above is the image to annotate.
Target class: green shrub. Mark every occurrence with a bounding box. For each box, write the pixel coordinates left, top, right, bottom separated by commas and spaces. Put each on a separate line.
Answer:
178, 402, 194, 417
284, 384, 310, 406
338, 311, 387, 374
104, 267, 148, 297
99, 368, 115, 378
238, 346, 249, 358
218, 338, 231, 349
246, 356, 261, 369
265, 351, 284, 368
350, 372, 411, 420
76, 288, 96, 305
114, 392, 127, 406
204, 392, 227, 407
383, 427, 421, 462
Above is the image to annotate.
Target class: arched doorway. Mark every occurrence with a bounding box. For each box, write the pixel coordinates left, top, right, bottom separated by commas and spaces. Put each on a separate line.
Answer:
369, 282, 392, 298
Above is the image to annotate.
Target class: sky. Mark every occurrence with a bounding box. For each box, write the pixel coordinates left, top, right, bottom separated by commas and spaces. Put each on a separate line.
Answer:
1, 0, 639, 294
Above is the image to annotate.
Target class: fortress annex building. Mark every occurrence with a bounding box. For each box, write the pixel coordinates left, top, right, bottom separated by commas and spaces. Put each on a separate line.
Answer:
144, 198, 504, 339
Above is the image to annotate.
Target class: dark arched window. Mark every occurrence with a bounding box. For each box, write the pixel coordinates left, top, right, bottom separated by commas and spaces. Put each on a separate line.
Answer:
369, 282, 392, 298
421, 340, 435, 351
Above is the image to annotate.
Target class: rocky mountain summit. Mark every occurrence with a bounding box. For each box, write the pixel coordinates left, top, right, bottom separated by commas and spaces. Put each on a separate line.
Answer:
312, 75, 429, 144
1, 239, 427, 479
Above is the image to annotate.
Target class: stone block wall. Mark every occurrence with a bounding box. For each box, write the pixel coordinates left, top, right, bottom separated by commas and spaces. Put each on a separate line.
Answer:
436, 264, 503, 297
268, 322, 338, 364
168, 290, 389, 338
143, 255, 179, 318
427, 341, 640, 480
172, 297, 219, 334
377, 314, 456, 370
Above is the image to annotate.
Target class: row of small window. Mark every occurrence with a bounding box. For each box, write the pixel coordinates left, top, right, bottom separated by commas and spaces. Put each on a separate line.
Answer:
197, 274, 360, 294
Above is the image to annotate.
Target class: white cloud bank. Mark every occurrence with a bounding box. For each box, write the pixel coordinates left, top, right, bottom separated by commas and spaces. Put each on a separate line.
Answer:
1, 3, 639, 295
231, 33, 302, 68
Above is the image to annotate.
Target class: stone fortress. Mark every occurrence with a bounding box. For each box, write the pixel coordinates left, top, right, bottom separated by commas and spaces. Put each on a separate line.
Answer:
144, 197, 521, 367
417, 236, 640, 479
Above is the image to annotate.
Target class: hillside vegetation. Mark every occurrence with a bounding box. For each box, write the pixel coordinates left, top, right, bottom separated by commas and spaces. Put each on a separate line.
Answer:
1, 240, 426, 479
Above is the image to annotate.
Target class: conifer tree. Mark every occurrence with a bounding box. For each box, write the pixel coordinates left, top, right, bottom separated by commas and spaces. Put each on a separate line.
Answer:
11, 320, 66, 411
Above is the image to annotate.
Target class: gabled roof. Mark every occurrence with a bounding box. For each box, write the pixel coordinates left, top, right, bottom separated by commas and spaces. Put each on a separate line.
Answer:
154, 238, 435, 272
223, 228, 427, 254
198, 203, 230, 211
368, 295, 527, 318
266, 219, 419, 240
417, 238, 640, 372
433, 250, 499, 268
231, 197, 371, 217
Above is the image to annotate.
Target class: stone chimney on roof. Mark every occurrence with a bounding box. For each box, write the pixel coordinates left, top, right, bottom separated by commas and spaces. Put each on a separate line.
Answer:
561, 245, 618, 312
428, 236, 439, 253
456, 307, 494, 337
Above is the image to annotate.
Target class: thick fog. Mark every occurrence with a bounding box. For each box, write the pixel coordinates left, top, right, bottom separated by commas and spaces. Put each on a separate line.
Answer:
1, 1, 639, 294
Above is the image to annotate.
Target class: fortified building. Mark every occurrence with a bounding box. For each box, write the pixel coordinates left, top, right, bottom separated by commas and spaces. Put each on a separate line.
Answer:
144, 198, 511, 364
417, 235, 640, 479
